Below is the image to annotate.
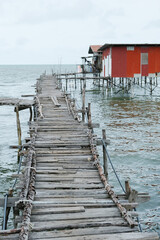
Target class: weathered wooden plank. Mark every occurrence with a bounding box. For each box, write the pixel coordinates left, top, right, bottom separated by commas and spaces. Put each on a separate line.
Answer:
36, 155, 91, 161
34, 182, 104, 189
35, 177, 101, 183
35, 170, 99, 176
0, 197, 19, 207
29, 207, 121, 222
19, 217, 131, 232
36, 163, 94, 169
35, 193, 108, 199
28, 232, 159, 240
29, 226, 138, 239
35, 174, 100, 179
32, 206, 85, 215
0, 234, 20, 240
0, 97, 34, 107
33, 197, 112, 205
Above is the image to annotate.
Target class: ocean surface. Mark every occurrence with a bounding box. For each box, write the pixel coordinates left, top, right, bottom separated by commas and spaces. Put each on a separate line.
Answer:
0, 65, 159, 234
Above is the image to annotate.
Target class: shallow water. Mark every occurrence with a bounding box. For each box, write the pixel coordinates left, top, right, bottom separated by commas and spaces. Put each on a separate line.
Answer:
0, 65, 159, 234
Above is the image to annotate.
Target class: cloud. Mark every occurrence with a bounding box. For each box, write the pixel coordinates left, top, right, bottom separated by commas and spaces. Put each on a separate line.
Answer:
144, 19, 160, 30
0, 0, 160, 64
16, 38, 29, 46
0, 0, 94, 25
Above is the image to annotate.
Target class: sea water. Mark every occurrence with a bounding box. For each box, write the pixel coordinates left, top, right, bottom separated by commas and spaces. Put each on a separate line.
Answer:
0, 65, 159, 234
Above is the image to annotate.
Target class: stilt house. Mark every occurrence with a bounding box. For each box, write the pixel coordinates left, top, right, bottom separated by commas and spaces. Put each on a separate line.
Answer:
98, 44, 160, 78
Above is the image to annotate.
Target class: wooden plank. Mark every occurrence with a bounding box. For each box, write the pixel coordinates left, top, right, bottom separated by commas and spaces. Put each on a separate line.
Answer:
34, 182, 104, 189
28, 232, 160, 240
20, 217, 130, 232
29, 226, 138, 239
0, 197, 19, 207
35, 177, 101, 183
30, 207, 121, 222
0, 234, 20, 240
32, 206, 85, 215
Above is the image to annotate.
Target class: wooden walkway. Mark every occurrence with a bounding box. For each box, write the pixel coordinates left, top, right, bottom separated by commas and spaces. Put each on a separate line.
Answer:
1, 75, 159, 240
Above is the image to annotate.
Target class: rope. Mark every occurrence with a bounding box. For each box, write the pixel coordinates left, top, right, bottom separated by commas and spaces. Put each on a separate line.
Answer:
134, 208, 142, 232
102, 139, 126, 193
102, 139, 142, 232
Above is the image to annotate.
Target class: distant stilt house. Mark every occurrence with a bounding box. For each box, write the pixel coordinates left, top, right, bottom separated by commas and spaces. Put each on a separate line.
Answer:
88, 45, 102, 73
80, 45, 102, 74
98, 44, 160, 78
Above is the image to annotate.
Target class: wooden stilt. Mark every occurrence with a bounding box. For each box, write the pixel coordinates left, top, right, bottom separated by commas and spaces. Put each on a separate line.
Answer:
82, 87, 85, 122
29, 107, 32, 122
102, 129, 108, 180
88, 103, 92, 128
15, 106, 22, 163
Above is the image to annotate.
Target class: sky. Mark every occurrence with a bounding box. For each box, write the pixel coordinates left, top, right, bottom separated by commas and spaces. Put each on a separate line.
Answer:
0, 0, 160, 64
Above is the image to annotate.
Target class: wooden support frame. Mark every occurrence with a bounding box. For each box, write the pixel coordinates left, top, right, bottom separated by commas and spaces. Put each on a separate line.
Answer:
15, 105, 22, 163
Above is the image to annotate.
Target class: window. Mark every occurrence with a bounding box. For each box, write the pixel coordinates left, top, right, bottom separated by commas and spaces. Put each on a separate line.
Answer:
141, 53, 148, 65
127, 46, 134, 51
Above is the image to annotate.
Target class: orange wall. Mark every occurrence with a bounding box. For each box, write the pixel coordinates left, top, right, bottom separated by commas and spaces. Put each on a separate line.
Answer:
148, 47, 160, 74
126, 47, 141, 77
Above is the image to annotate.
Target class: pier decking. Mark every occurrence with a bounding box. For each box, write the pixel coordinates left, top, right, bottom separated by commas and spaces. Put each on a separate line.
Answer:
0, 75, 159, 240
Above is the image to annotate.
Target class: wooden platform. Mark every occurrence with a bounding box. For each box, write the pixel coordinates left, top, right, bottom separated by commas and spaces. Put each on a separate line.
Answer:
0, 75, 159, 240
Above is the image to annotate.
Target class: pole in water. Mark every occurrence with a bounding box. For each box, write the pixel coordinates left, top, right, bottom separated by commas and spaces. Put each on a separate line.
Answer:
82, 87, 85, 122
102, 129, 108, 180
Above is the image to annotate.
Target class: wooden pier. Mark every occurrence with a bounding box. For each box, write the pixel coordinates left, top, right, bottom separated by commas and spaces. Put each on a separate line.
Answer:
0, 74, 159, 240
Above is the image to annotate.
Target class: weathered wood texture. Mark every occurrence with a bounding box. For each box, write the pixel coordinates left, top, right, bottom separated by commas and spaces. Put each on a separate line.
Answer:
1, 75, 158, 240
0, 97, 34, 109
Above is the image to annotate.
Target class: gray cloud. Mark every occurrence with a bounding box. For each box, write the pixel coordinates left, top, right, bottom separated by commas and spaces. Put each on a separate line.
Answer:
144, 19, 160, 30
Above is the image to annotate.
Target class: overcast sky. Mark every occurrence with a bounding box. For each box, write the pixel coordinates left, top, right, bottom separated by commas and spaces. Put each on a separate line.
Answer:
0, 0, 160, 64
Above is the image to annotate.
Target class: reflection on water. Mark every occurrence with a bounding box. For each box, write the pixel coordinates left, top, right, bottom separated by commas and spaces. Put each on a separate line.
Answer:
0, 65, 159, 233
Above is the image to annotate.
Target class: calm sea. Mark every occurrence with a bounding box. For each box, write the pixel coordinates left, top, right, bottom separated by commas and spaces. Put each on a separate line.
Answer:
0, 65, 159, 234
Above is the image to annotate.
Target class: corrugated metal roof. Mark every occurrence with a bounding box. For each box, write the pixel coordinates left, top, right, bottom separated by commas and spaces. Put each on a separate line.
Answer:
99, 43, 160, 51
88, 45, 102, 54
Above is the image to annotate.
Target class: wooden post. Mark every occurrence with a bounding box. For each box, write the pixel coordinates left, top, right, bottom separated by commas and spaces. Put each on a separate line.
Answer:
29, 107, 32, 122
83, 78, 86, 89
102, 129, 108, 180
150, 77, 152, 94
144, 76, 147, 84
80, 79, 82, 93
4, 189, 13, 229
13, 206, 20, 228
111, 78, 113, 88
82, 87, 85, 122
65, 77, 68, 91
98, 78, 100, 87
88, 103, 92, 128
15, 105, 22, 163
75, 73, 77, 89
122, 78, 124, 86
125, 180, 131, 198
107, 79, 109, 88
133, 78, 135, 84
